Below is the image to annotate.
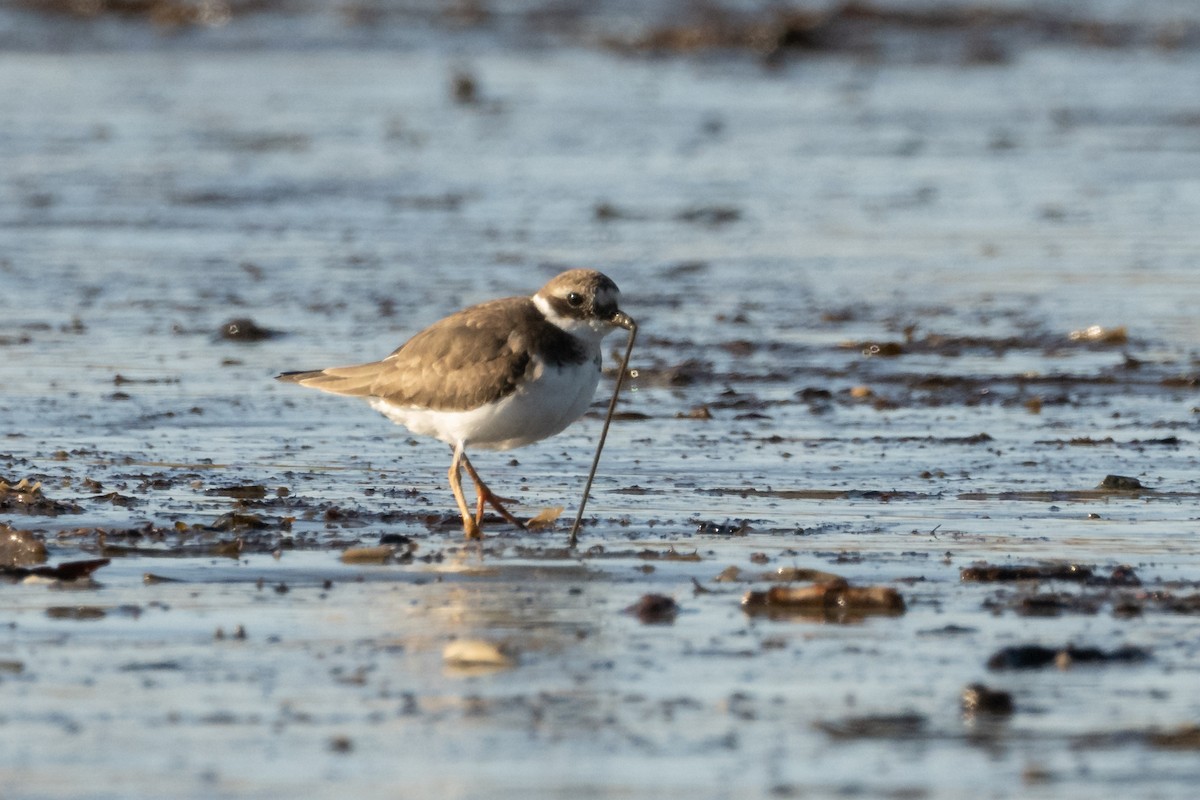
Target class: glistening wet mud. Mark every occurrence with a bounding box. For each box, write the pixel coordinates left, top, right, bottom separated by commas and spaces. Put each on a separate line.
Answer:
4, 1, 1200, 798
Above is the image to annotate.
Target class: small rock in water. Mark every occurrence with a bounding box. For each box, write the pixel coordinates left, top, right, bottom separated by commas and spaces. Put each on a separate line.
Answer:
443, 639, 514, 668
1, 523, 48, 567
1098, 474, 1146, 490
624, 594, 680, 624
961, 683, 1015, 716
1107, 564, 1141, 586
218, 318, 281, 342
340, 545, 395, 564
1069, 324, 1127, 344
451, 70, 478, 104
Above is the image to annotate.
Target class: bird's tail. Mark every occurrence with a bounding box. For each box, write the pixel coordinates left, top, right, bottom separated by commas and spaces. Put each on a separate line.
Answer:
276, 362, 385, 398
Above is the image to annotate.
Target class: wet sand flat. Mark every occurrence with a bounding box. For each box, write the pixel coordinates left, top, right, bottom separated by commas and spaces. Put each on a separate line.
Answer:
3, 2, 1200, 797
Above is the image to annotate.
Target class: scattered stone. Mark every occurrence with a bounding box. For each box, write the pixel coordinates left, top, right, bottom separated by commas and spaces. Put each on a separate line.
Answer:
443, 639, 514, 668
1107, 565, 1141, 587
1069, 325, 1127, 344
625, 594, 679, 624
451, 69, 478, 104
1098, 474, 1147, 491
961, 683, 1015, 716
858, 341, 905, 357
340, 545, 395, 564
1, 523, 47, 567
218, 318, 281, 342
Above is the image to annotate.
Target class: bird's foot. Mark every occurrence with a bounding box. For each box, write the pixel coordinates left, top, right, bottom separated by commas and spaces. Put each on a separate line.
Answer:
474, 489, 526, 530
463, 516, 483, 540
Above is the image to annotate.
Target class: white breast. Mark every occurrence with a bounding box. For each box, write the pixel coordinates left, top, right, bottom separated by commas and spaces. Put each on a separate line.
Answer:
369, 350, 603, 451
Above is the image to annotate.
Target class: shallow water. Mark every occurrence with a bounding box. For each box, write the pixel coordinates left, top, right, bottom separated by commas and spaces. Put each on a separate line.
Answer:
4, 2, 1200, 798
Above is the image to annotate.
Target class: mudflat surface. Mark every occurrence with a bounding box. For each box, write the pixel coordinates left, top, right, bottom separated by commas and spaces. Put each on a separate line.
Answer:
3, 2, 1200, 798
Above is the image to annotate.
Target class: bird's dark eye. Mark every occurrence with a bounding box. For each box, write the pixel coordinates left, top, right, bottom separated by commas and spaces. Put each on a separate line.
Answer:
566, 292, 584, 308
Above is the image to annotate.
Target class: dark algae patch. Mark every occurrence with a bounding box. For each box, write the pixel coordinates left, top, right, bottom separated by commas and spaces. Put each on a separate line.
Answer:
961, 562, 1095, 583
1, 557, 110, 582
987, 644, 1151, 671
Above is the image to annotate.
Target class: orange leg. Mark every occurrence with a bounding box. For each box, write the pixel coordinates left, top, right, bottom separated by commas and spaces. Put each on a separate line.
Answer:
448, 444, 481, 539
459, 449, 526, 530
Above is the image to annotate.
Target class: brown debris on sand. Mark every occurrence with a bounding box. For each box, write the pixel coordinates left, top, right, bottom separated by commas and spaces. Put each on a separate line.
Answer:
743, 579, 904, 622
0, 477, 82, 516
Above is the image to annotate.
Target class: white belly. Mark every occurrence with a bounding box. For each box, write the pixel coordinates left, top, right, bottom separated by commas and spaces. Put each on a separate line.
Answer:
368, 354, 603, 451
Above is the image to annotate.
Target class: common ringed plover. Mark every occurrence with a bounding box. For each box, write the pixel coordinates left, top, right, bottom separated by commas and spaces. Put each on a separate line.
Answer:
277, 269, 635, 538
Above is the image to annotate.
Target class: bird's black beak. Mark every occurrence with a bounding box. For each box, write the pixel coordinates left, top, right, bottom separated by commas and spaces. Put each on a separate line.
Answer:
609, 310, 636, 331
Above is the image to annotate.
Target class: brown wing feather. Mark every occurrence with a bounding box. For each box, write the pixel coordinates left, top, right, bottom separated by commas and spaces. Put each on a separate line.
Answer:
277, 296, 583, 413
373, 297, 536, 411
